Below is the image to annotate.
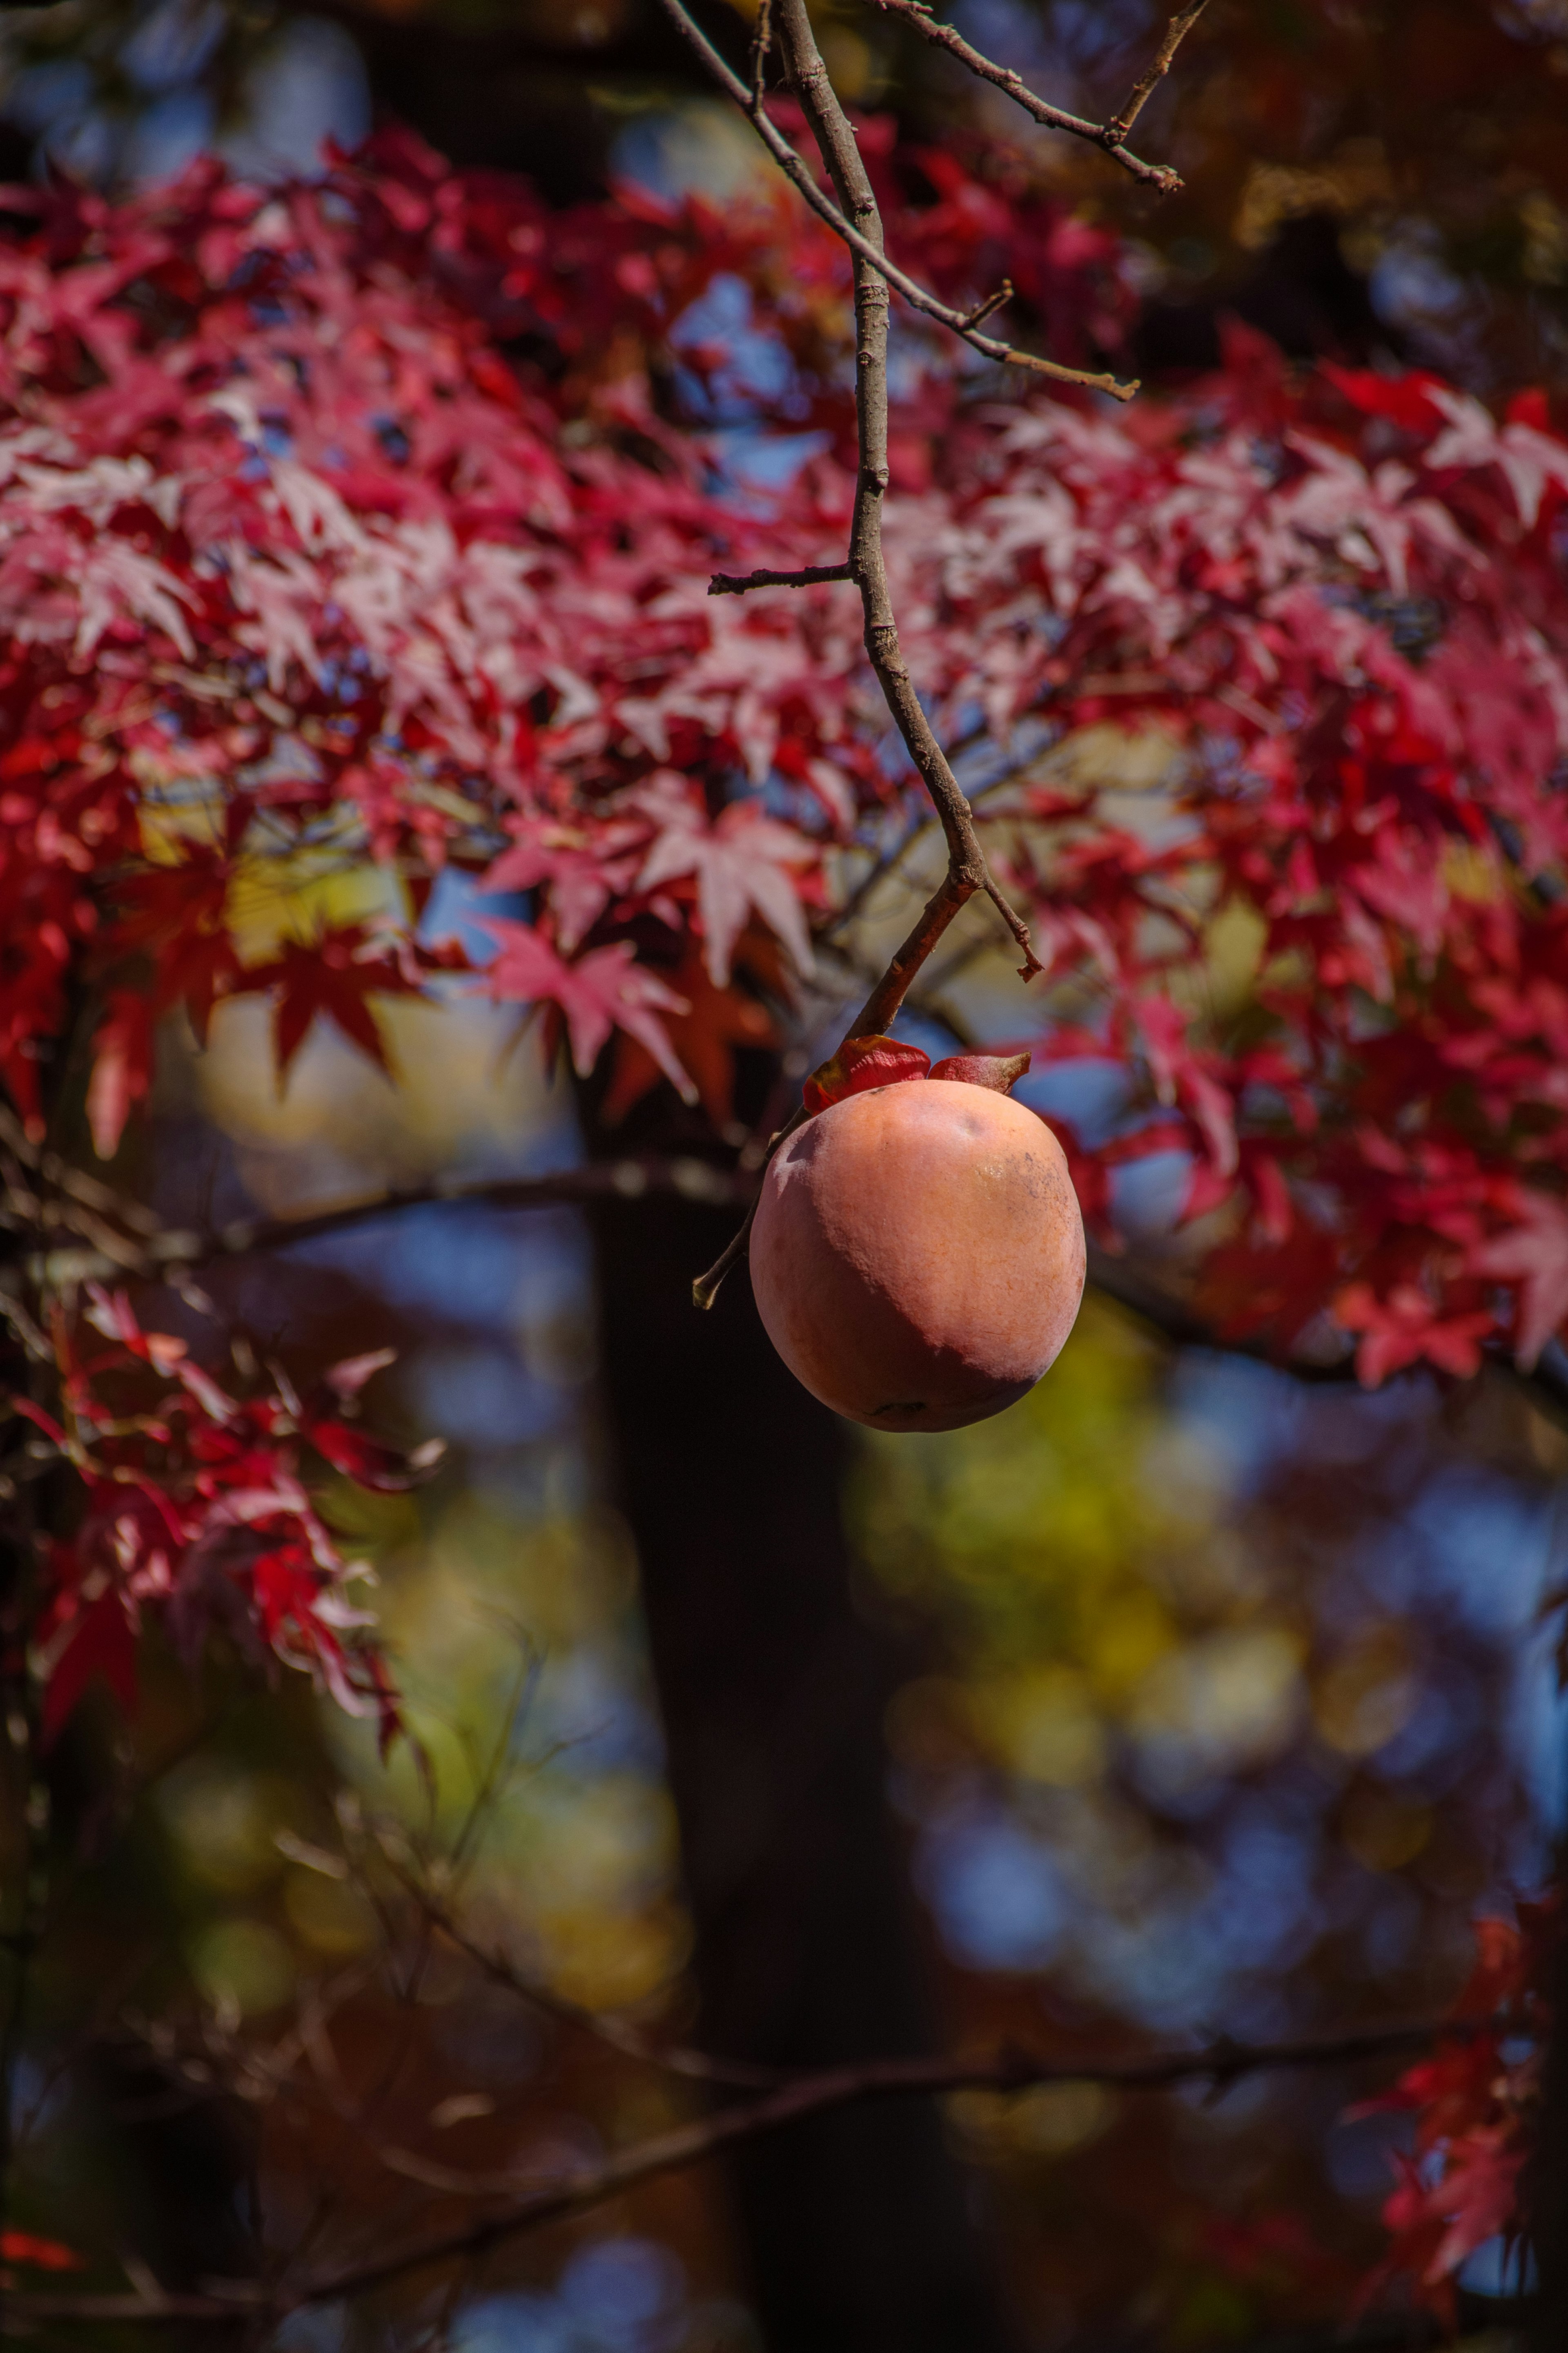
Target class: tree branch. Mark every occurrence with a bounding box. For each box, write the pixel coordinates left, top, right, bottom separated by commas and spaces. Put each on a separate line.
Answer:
655, 0, 1137, 398
662, 0, 1202, 1314
857, 0, 1198, 192
9, 2011, 1525, 2327
390, 1863, 787, 2091
16, 1149, 1567, 1424
708, 562, 853, 594
20, 1157, 751, 1289
684, 0, 1118, 1306
1105, 0, 1212, 144
1085, 1240, 1568, 1426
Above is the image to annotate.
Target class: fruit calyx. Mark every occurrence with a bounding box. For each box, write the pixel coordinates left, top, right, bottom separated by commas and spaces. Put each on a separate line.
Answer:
929, 1052, 1032, 1093
803, 1034, 929, 1113
802, 1035, 1031, 1115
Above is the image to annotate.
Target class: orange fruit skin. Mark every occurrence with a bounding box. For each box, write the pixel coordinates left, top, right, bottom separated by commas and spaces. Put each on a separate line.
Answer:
748, 1079, 1086, 1432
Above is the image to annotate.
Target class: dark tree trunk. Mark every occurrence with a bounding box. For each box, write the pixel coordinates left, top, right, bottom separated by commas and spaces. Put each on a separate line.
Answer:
589, 1180, 1009, 2353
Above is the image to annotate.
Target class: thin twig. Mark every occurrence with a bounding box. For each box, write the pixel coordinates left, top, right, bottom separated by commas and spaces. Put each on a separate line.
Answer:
822, 736, 1051, 943
655, 0, 1137, 398
960, 279, 1013, 330
1105, 0, 1212, 145
858, 0, 1189, 192
691, 1110, 804, 1310
394, 1869, 785, 2091
708, 562, 853, 595
748, 0, 773, 105
10, 2011, 1528, 2326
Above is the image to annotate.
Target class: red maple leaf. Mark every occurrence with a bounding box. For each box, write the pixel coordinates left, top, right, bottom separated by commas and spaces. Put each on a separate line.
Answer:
634, 774, 815, 988
1469, 1191, 1568, 1368
1333, 1282, 1495, 1385
248, 928, 426, 1082
38, 1578, 138, 1748
477, 917, 695, 1102
85, 988, 156, 1161
599, 942, 778, 1129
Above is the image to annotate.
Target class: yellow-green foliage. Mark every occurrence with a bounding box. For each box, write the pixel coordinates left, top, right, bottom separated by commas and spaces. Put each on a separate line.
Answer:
850, 1297, 1304, 1791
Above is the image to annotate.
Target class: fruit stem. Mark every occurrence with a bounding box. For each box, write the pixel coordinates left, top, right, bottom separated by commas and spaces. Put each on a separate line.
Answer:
692, 1110, 806, 1310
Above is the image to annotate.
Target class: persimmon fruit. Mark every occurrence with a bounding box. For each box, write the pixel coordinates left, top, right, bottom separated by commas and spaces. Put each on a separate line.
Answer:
748, 1077, 1085, 1432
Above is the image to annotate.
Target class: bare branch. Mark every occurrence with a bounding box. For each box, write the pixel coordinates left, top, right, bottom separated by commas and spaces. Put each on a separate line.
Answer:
858, 0, 1185, 192
748, 0, 773, 105
708, 562, 853, 595
1085, 1240, 1568, 1426
23, 1156, 752, 1289
1105, 0, 1212, 145
654, 0, 1138, 398
10, 2011, 1527, 2328
394, 1868, 786, 2090
656, 0, 1215, 1310
674, 0, 1052, 1311
42, 1157, 1563, 1425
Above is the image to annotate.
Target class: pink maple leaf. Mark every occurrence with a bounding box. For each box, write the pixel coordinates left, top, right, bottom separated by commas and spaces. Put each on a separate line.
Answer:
477, 916, 695, 1101
1470, 1191, 1568, 1367
479, 815, 643, 953
634, 773, 815, 988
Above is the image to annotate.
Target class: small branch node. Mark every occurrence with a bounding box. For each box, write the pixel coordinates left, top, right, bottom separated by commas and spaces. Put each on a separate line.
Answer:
960, 279, 1012, 330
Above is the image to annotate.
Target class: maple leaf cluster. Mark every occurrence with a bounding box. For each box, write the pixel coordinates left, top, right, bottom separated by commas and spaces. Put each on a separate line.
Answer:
875, 334, 1568, 1381
0, 118, 1561, 1743
0, 126, 1558, 1394
1350, 1903, 1553, 2324
0, 125, 1125, 1744
0, 110, 1556, 2321
0, 124, 1131, 1145
20, 1287, 436, 1752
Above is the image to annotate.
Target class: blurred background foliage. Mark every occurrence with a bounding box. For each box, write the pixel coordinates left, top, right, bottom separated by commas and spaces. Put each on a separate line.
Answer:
5, 1, 1568, 2348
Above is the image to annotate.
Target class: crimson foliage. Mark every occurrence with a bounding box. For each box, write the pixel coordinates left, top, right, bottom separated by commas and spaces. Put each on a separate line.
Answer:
0, 122, 1562, 2310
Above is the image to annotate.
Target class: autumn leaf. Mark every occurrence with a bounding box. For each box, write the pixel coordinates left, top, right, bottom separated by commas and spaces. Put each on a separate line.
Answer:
86, 988, 156, 1161
0, 2232, 84, 2270
1469, 1191, 1568, 1368
1332, 1282, 1495, 1386
39, 1579, 138, 1748
477, 916, 696, 1102
634, 774, 815, 989
479, 814, 642, 953
600, 940, 778, 1128
247, 928, 425, 1084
